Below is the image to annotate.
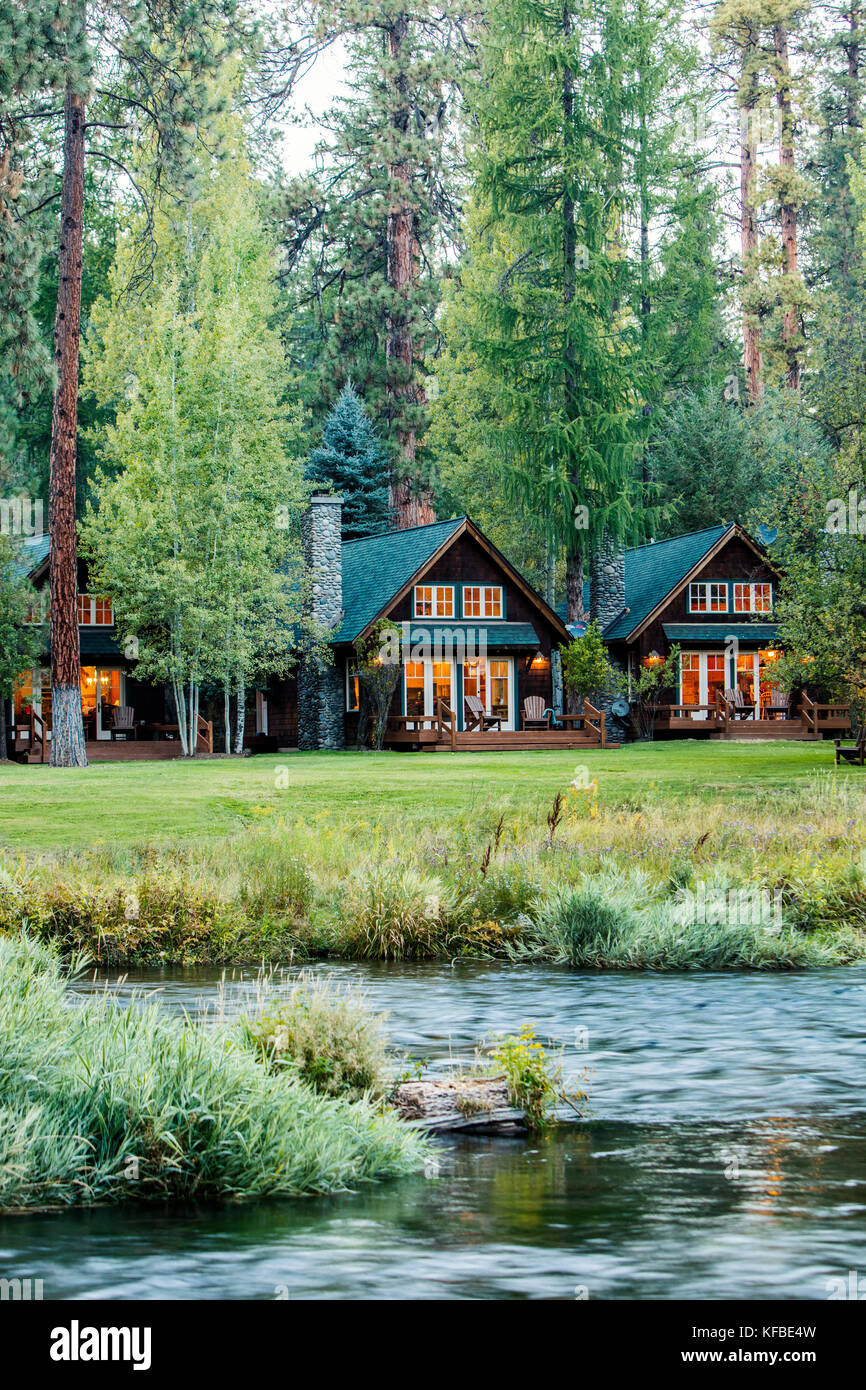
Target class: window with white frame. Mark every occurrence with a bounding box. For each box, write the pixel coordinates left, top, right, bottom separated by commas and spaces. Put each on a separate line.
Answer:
413, 584, 454, 618
688, 581, 727, 613
77, 594, 113, 625
346, 668, 360, 712
462, 585, 503, 619
734, 581, 773, 613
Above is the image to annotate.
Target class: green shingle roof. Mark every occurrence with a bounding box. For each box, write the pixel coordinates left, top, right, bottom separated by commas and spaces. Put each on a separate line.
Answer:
332, 517, 464, 644
554, 525, 731, 639
13, 534, 49, 578
605, 524, 730, 639
663, 623, 780, 643
24, 624, 124, 660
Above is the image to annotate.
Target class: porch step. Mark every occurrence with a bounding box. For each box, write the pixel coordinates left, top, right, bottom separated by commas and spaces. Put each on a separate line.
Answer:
710, 719, 813, 741
19, 739, 187, 763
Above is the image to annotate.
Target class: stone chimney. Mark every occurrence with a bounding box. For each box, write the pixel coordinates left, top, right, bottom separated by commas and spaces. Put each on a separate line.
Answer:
298, 495, 345, 750
589, 530, 629, 740
589, 530, 626, 631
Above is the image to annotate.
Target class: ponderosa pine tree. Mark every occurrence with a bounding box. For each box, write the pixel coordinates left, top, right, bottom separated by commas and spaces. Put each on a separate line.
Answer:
307, 385, 391, 540
2, 0, 239, 765
278, 2, 470, 528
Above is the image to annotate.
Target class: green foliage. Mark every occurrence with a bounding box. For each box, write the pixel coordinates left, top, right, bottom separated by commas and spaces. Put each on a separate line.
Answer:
0, 935, 423, 1208
559, 620, 623, 706
491, 1023, 583, 1130
307, 384, 390, 539
241, 975, 389, 1101
339, 862, 460, 960
354, 619, 402, 750
0, 537, 41, 703
82, 122, 307, 753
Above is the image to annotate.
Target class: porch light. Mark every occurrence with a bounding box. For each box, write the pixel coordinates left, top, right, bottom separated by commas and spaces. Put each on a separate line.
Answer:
645, 649, 663, 666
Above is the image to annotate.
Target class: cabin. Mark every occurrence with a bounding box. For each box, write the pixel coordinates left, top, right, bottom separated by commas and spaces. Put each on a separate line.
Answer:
6, 503, 849, 761
590, 522, 850, 741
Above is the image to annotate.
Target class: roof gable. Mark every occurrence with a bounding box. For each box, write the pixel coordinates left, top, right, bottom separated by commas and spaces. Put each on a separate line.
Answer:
332, 517, 464, 644
605, 524, 730, 640
333, 515, 570, 646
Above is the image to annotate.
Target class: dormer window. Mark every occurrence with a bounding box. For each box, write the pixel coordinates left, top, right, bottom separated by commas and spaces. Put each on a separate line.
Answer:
688, 582, 727, 613
414, 585, 454, 619
463, 585, 503, 619
78, 595, 113, 625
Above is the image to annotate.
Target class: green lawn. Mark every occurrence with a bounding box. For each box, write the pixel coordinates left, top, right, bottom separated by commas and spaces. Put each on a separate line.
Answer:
0, 740, 848, 853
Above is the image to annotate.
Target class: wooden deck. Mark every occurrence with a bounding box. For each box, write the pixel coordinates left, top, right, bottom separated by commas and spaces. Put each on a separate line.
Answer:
653, 693, 851, 742
13, 738, 188, 763
384, 700, 608, 751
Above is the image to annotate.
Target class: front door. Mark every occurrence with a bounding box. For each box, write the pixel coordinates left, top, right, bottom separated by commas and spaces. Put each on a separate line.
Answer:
680, 652, 727, 718
404, 659, 455, 722
80, 667, 123, 739
461, 657, 514, 730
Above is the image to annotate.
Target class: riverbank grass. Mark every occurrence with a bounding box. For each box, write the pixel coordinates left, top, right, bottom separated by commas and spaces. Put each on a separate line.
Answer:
0, 936, 424, 1210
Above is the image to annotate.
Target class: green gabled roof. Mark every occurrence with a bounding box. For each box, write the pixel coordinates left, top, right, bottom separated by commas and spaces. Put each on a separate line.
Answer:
332, 517, 464, 644
406, 621, 539, 649
13, 533, 49, 578
25, 624, 125, 660
554, 524, 731, 639
605, 524, 730, 640
663, 622, 780, 643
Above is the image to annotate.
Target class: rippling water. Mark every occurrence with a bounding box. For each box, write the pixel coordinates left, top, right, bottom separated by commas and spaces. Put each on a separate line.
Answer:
3, 962, 865, 1299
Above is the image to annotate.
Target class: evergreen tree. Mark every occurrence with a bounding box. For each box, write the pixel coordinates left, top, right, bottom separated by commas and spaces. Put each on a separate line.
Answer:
1, 0, 240, 765
277, 2, 471, 528
307, 385, 391, 540
0, 536, 42, 761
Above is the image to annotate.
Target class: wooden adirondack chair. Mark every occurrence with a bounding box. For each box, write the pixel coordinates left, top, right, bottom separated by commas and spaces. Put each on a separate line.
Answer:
835, 725, 866, 766
463, 693, 501, 732
110, 705, 136, 740
522, 696, 550, 730
764, 688, 790, 720
723, 687, 755, 720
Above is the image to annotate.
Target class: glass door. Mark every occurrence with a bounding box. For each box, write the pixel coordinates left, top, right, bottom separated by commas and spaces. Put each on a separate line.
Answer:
736, 653, 759, 717
679, 652, 727, 718
81, 667, 123, 739
460, 657, 514, 730
403, 660, 454, 723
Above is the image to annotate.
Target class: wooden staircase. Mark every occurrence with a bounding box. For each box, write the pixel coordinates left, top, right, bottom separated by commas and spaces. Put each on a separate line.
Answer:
710, 718, 811, 741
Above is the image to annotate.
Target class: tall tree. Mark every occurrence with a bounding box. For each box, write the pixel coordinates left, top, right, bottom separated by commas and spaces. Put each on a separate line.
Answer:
83, 124, 307, 756
277, 2, 470, 528
3, 0, 238, 765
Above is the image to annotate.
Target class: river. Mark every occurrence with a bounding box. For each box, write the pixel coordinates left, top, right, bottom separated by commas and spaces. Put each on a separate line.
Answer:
3, 961, 865, 1299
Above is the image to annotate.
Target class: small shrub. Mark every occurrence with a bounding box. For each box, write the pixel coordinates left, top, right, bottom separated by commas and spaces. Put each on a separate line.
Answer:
491, 1024, 586, 1130
241, 975, 389, 1101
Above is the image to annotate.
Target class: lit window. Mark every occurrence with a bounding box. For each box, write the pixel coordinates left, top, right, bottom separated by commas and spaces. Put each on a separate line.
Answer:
414, 585, 454, 618
346, 670, 360, 712
689, 582, 726, 613
462, 586, 501, 619
463, 587, 481, 618
77, 595, 114, 625
734, 582, 772, 613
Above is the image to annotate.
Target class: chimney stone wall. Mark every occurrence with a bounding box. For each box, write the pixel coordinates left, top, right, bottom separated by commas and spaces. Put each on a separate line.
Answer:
298, 495, 346, 751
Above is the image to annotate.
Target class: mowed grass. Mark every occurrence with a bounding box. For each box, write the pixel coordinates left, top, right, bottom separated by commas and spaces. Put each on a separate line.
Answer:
0, 739, 853, 853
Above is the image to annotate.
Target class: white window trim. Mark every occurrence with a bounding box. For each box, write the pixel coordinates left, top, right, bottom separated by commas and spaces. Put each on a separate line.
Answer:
403, 659, 456, 719
345, 665, 360, 713
733, 581, 773, 614
688, 581, 728, 614
462, 584, 503, 620
413, 584, 455, 619
78, 594, 114, 626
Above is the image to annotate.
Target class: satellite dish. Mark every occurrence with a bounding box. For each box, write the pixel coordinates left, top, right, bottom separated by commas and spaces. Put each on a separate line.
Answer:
611, 698, 630, 718
757, 523, 779, 546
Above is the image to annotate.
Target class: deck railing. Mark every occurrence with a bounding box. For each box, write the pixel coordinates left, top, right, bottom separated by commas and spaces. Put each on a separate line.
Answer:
196, 714, 214, 754
801, 692, 851, 736
436, 699, 457, 751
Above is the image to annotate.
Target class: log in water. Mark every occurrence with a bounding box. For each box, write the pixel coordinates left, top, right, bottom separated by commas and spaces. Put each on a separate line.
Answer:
390, 1075, 525, 1131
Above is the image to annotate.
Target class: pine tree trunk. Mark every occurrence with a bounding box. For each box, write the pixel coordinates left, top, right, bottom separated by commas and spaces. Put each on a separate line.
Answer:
0, 696, 7, 762
741, 27, 763, 404
49, 86, 87, 767
565, 548, 585, 624
774, 22, 801, 390
385, 14, 435, 530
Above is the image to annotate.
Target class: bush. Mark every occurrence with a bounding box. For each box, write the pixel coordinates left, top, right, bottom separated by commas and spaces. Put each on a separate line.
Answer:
0, 935, 423, 1209
241, 975, 389, 1101
339, 863, 459, 959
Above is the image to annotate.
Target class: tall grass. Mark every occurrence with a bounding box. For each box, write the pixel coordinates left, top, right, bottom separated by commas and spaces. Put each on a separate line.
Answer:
0, 936, 424, 1210
1, 765, 866, 969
